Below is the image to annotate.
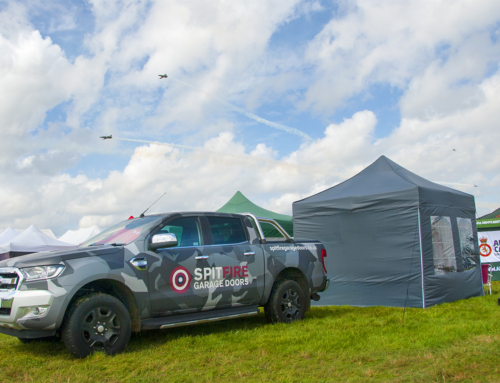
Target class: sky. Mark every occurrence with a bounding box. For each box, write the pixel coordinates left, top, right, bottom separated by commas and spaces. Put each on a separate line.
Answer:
1, 0, 500, 237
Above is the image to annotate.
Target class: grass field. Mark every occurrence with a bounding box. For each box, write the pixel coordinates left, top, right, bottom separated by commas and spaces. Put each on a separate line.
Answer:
1, 284, 499, 383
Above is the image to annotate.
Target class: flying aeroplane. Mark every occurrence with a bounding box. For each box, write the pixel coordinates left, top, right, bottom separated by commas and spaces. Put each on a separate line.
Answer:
158, 74, 168, 79
100, 135, 112, 140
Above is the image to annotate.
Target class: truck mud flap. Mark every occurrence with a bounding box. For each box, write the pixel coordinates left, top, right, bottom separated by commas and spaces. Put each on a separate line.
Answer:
140, 305, 260, 330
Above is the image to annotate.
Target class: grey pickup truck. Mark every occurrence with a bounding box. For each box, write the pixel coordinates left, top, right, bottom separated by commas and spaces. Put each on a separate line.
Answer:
0, 212, 328, 358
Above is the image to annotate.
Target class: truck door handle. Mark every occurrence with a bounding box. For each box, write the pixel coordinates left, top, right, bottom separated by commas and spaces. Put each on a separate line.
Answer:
244, 252, 255, 256
130, 257, 147, 271
195, 255, 209, 260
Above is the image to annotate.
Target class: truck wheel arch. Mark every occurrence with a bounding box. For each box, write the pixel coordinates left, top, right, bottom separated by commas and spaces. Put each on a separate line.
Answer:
265, 268, 311, 312
59, 279, 141, 333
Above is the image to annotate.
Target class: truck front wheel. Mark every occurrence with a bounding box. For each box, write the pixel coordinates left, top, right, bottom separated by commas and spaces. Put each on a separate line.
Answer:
264, 279, 307, 324
62, 293, 131, 358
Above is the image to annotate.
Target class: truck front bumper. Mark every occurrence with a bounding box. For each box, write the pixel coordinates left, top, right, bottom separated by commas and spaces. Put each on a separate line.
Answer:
0, 325, 57, 339
0, 289, 56, 332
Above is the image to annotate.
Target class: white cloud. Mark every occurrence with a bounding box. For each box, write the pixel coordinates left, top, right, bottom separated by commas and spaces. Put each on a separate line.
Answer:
1, 82, 499, 235
0, 29, 71, 136
0, 0, 500, 236
303, 0, 500, 113
18, 155, 35, 169
287, 110, 378, 176
0, 3, 117, 177
0, 110, 377, 233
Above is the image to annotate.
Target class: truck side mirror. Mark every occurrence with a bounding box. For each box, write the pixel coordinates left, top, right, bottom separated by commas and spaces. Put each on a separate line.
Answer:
150, 233, 178, 250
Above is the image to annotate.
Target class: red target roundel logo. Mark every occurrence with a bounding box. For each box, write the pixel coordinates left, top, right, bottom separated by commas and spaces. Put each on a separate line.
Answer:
170, 266, 191, 293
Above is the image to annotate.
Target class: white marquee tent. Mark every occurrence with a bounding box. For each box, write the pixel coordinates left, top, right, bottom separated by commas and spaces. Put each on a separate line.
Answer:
0, 228, 56, 239
0, 224, 75, 259
58, 225, 103, 245
0, 227, 20, 244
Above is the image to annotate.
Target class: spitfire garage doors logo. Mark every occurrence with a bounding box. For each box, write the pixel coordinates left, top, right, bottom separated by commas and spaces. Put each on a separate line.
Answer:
170, 265, 250, 293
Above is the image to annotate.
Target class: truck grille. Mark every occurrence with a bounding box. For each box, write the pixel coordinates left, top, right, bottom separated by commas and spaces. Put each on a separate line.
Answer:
0, 269, 20, 316
0, 273, 19, 290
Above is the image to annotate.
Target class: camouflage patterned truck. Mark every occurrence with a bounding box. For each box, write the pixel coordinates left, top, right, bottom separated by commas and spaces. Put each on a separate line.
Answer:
0, 212, 328, 358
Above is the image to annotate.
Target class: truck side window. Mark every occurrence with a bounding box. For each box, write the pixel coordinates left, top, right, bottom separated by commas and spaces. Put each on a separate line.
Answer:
158, 217, 203, 247
207, 217, 247, 245
259, 221, 287, 242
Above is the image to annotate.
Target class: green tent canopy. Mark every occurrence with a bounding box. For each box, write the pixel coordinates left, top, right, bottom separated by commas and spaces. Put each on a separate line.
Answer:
477, 207, 500, 230
216, 191, 293, 237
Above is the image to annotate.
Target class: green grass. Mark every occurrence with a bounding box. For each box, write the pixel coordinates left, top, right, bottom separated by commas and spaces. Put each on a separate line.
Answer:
1, 284, 500, 383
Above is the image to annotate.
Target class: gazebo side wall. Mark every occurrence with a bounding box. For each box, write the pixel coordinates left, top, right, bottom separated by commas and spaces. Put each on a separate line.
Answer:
419, 202, 483, 307
293, 194, 423, 308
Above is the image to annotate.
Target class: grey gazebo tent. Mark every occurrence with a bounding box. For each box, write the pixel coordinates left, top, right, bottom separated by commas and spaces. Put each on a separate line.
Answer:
293, 156, 483, 308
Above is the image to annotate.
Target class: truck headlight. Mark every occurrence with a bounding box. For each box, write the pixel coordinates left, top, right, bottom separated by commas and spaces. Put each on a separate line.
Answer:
21, 265, 65, 281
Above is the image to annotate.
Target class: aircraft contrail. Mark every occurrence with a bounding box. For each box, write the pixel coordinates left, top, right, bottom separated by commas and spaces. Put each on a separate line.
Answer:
168, 78, 311, 140
115, 137, 325, 174
117, 137, 217, 156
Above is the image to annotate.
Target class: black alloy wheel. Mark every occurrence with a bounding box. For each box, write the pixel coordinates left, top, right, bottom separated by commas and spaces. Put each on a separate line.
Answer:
81, 306, 121, 350
264, 279, 307, 323
62, 293, 131, 358
280, 287, 301, 320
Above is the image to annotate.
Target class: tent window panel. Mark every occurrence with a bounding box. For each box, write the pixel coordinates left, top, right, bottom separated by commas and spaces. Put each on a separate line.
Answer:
457, 218, 476, 271
431, 216, 457, 275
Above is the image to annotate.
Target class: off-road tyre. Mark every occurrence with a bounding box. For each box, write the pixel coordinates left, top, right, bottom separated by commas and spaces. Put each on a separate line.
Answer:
264, 279, 307, 324
62, 293, 131, 358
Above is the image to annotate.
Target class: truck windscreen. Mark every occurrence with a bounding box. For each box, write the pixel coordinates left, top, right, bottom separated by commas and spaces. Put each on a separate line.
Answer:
79, 216, 162, 247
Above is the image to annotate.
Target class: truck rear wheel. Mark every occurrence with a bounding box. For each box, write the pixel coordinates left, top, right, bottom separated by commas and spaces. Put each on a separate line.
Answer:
62, 293, 131, 358
264, 279, 306, 324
